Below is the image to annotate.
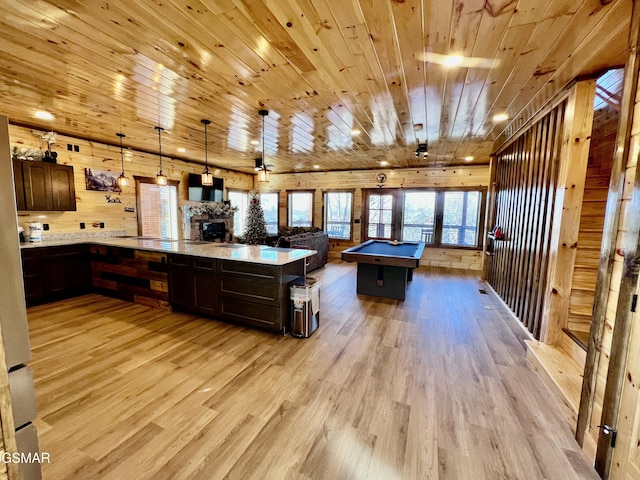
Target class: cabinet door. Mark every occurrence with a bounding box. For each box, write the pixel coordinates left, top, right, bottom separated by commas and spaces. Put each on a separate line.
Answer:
169, 267, 195, 308
51, 164, 76, 211
23, 162, 53, 211
195, 272, 218, 315
13, 158, 26, 211
21, 249, 43, 305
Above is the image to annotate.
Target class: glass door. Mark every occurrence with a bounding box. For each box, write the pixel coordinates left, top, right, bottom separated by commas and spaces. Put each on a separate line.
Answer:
364, 190, 398, 241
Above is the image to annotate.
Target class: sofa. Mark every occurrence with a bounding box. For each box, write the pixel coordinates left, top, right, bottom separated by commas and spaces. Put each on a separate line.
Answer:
271, 227, 328, 272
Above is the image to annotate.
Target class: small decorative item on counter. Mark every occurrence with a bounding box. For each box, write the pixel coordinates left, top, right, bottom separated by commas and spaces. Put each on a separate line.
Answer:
18, 226, 25, 243
28, 222, 42, 242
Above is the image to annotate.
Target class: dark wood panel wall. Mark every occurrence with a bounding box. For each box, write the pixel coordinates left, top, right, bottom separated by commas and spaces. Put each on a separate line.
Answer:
486, 103, 567, 339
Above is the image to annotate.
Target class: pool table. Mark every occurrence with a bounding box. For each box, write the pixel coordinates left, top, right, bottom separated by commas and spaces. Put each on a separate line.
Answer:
341, 240, 426, 300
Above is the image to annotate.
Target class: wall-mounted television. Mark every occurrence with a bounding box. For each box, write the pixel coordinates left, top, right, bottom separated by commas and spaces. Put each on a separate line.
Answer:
188, 173, 224, 202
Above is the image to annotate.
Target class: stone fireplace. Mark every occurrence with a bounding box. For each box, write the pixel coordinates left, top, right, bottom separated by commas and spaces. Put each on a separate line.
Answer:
189, 216, 234, 242
181, 202, 236, 243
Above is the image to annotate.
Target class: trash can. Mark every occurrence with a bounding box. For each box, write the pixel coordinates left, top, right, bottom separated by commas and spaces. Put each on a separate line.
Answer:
290, 276, 320, 338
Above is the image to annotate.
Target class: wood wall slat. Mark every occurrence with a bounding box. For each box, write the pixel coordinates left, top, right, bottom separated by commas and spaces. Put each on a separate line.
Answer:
487, 102, 566, 339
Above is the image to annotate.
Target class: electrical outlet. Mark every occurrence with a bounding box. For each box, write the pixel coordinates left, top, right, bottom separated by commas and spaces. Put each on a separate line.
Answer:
80, 222, 85, 229
43, 224, 49, 231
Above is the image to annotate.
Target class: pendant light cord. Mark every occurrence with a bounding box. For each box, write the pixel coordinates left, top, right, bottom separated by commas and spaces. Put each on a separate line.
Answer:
156, 126, 164, 173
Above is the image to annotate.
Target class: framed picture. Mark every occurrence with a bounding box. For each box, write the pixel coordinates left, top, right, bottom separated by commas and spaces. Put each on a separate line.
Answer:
85, 168, 121, 193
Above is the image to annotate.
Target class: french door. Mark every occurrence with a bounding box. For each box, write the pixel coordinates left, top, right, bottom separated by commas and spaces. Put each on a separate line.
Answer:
363, 189, 400, 241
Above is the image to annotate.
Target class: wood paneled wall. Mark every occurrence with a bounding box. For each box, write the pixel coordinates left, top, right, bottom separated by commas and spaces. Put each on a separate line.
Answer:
9, 125, 254, 236
567, 105, 618, 337
260, 166, 490, 270
487, 81, 596, 342
486, 103, 567, 339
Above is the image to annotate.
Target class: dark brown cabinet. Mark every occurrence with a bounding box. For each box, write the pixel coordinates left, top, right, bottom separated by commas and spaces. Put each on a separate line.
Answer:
168, 255, 219, 315
168, 253, 304, 333
50, 164, 76, 211
16, 160, 76, 211
168, 255, 196, 309
20, 245, 90, 306
12, 158, 26, 211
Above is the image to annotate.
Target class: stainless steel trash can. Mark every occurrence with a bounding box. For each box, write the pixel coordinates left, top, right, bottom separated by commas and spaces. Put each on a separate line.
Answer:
290, 277, 320, 338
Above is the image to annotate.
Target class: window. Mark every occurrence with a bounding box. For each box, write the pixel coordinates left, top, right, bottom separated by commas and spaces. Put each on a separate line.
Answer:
363, 188, 485, 248
136, 177, 179, 239
402, 191, 436, 243
228, 190, 249, 237
441, 191, 481, 247
324, 191, 353, 239
367, 192, 393, 239
260, 192, 279, 235
288, 191, 313, 227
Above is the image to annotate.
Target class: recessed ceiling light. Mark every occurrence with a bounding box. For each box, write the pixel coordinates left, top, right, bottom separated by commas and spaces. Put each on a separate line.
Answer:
443, 54, 464, 67
492, 113, 509, 123
380, 161, 388, 166
250, 140, 259, 145
177, 147, 186, 153
351, 129, 361, 136
34, 110, 54, 121
464, 156, 474, 161
313, 165, 320, 169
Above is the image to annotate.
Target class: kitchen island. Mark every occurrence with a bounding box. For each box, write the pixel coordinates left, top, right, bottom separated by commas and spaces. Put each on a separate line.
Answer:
21, 238, 316, 334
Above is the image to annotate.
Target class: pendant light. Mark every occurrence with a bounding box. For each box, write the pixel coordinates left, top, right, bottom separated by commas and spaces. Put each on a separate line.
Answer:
116, 132, 129, 187
257, 109, 270, 183
200, 119, 213, 186
155, 126, 167, 185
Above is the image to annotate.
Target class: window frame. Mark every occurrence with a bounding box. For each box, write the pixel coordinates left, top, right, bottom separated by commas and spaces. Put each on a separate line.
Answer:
322, 189, 355, 240
135, 176, 180, 239
286, 190, 315, 228
362, 187, 486, 249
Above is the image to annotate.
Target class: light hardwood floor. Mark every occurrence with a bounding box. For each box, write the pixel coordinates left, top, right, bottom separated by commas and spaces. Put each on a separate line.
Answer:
27, 261, 598, 479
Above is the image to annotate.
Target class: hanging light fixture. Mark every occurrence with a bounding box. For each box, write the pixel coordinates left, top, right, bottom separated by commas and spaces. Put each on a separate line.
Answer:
257, 109, 270, 182
155, 126, 167, 185
200, 119, 213, 186
116, 132, 129, 187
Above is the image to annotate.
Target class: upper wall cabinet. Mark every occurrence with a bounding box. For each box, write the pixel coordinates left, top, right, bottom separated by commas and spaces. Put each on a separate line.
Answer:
14, 159, 76, 211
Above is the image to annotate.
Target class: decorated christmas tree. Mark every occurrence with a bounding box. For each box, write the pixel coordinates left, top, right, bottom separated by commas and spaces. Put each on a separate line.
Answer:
242, 190, 268, 244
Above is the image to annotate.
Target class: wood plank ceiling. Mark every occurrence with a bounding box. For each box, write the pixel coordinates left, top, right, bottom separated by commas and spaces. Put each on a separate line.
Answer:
0, 0, 631, 174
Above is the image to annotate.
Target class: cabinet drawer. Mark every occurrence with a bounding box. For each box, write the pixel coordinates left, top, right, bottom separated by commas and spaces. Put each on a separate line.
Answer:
168, 254, 193, 269
40, 244, 86, 259
218, 260, 277, 280
20, 249, 41, 261
194, 257, 216, 271
219, 275, 278, 305
219, 297, 281, 331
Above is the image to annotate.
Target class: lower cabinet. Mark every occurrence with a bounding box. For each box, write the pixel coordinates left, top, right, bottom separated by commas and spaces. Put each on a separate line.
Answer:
168, 254, 304, 333
21, 244, 90, 306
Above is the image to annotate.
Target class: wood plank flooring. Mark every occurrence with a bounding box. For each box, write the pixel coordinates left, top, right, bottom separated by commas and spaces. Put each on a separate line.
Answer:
27, 261, 598, 479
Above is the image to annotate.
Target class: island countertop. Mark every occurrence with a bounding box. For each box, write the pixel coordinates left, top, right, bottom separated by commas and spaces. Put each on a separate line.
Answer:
20, 237, 316, 266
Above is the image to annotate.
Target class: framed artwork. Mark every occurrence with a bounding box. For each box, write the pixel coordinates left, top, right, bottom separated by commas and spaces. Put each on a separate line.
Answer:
85, 168, 121, 193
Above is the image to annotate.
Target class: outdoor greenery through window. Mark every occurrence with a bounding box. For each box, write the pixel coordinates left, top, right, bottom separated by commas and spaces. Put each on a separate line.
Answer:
402, 191, 436, 243
137, 179, 179, 239
260, 192, 279, 235
288, 191, 313, 227
228, 190, 249, 237
324, 191, 352, 239
398, 189, 482, 247
442, 191, 481, 246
